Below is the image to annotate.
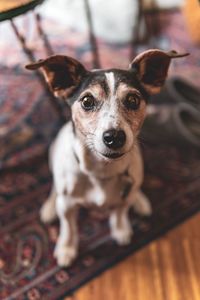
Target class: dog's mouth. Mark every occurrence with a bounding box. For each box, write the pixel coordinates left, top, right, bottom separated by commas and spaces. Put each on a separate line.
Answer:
100, 152, 125, 159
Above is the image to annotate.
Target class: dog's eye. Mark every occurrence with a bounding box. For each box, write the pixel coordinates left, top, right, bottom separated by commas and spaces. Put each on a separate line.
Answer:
124, 94, 141, 110
81, 95, 95, 111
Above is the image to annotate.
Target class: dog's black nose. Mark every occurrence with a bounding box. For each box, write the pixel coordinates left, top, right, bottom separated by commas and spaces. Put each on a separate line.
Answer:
103, 129, 126, 149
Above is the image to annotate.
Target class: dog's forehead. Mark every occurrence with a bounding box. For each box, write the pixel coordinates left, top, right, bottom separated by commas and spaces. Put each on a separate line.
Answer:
70, 68, 149, 104
83, 69, 139, 91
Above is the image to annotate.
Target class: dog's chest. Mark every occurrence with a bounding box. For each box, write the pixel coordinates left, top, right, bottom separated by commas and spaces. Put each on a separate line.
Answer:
67, 170, 133, 208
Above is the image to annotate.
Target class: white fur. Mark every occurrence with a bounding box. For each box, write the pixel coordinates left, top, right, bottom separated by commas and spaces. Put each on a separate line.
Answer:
94, 73, 134, 157
53, 194, 78, 266
40, 187, 57, 223
105, 72, 115, 96
109, 207, 133, 245
94, 72, 119, 155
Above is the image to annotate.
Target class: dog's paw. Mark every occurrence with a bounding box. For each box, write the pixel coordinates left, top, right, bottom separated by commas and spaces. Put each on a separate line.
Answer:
133, 192, 152, 216
40, 200, 57, 224
111, 227, 133, 246
54, 243, 77, 267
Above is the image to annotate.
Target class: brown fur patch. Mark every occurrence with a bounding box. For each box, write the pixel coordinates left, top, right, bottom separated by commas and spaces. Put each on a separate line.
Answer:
26, 55, 88, 98
115, 82, 147, 131
72, 83, 108, 139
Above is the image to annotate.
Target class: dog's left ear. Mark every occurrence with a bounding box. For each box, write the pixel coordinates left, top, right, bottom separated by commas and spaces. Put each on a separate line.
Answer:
26, 55, 88, 98
130, 49, 189, 94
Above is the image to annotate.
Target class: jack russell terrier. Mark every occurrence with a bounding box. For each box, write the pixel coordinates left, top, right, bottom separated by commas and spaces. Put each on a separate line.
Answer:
26, 49, 188, 267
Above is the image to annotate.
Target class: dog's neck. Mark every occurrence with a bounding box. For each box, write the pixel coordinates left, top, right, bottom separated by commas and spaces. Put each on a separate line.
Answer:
72, 128, 132, 179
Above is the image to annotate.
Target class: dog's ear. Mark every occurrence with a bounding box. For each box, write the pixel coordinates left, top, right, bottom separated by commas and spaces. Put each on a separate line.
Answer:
26, 55, 88, 98
130, 49, 189, 94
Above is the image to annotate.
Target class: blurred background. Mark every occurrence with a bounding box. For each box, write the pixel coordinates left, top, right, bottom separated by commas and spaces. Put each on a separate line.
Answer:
0, 1, 200, 300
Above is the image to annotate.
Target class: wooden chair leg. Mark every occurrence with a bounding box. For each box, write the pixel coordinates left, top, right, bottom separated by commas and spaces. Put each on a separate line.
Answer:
83, 0, 101, 69
34, 12, 54, 56
10, 18, 67, 123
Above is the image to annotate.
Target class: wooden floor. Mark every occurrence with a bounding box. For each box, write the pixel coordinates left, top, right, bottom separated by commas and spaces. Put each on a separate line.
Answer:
65, 213, 200, 300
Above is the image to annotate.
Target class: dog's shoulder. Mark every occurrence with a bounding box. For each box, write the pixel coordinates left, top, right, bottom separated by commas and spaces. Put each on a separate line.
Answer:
127, 143, 144, 188
49, 122, 78, 173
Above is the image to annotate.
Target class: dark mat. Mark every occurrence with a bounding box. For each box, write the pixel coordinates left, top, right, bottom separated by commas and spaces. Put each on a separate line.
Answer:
0, 143, 200, 300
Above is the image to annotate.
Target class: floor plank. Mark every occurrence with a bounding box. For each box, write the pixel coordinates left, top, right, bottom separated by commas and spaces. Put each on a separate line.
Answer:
65, 213, 200, 300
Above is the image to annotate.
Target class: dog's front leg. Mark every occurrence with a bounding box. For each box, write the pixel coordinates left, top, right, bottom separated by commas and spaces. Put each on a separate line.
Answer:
132, 189, 152, 216
54, 194, 78, 267
109, 206, 133, 246
40, 186, 57, 223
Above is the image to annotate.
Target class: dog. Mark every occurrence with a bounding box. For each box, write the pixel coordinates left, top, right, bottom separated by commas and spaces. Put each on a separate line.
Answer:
26, 49, 188, 267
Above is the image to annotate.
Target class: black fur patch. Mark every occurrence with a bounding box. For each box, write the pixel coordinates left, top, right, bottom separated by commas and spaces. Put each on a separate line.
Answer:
112, 69, 150, 101
67, 69, 150, 105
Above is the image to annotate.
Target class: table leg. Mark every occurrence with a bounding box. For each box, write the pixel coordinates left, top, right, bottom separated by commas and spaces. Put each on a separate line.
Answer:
34, 12, 54, 56
10, 18, 67, 123
10, 18, 35, 63
130, 0, 149, 59
83, 0, 101, 69
130, 0, 160, 59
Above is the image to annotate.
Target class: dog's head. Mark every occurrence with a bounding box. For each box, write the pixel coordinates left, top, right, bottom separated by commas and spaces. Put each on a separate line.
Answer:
26, 49, 188, 160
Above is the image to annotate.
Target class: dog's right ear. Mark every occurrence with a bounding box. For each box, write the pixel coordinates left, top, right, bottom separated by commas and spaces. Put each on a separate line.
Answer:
130, 49, 189, 95
26, 55, 88, 98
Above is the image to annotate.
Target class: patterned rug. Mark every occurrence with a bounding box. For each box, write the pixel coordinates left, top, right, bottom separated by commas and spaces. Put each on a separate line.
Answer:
0, 8, 200, 300
0, 66, 62, 169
